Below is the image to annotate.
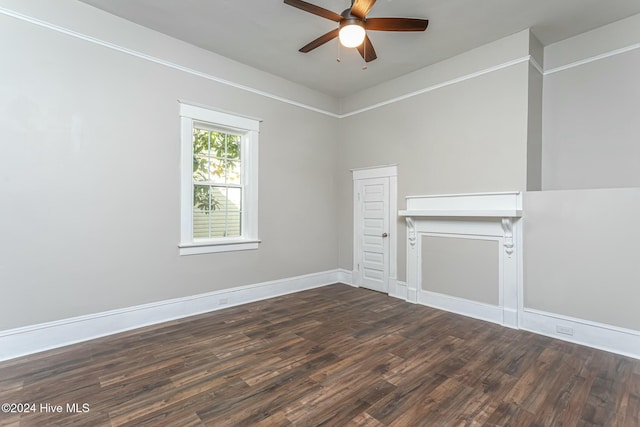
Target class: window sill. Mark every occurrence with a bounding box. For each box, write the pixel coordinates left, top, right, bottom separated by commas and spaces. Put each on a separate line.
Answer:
178, 239, 261, 255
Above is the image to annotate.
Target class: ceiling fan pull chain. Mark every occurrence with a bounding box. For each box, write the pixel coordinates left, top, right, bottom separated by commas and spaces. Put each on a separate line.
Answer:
337, 38, 341, 62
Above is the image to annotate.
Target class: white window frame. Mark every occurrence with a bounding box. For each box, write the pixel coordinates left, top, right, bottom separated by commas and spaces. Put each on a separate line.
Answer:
178, 102, 260, 255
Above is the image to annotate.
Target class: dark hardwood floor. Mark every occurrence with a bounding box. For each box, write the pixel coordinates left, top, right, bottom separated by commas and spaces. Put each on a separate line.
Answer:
0, 284, 638, 426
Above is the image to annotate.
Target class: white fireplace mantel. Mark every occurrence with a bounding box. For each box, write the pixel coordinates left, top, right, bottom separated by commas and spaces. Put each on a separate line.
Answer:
398, 191, 523, 329
399, 191, 522, 218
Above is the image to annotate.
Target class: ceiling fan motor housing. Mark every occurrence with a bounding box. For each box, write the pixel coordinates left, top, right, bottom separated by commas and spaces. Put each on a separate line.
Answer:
340, 16, 364, 28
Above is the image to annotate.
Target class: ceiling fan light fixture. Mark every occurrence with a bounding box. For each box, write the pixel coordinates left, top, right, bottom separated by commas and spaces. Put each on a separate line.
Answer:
338, 21, 365, 48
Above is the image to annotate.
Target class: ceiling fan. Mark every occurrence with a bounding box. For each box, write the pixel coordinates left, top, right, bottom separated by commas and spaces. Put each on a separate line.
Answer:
283, 0, 429, 62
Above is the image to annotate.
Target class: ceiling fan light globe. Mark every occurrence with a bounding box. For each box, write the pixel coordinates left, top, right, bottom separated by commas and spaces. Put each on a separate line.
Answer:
339, 24, 366, 48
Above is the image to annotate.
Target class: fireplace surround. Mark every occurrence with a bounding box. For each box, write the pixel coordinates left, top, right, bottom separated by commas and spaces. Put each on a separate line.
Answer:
398, 192, 523, 328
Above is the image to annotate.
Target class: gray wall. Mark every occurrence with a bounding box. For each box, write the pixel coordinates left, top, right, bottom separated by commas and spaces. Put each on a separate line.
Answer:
542, 14, 640, 190
0, 3, 340, 329
524, 189, 640, 330
526, 33, 543, 191
526, 64, 543, 191
422, 236, 499, 305
338, 32, 533, 282
523, 14, 640, 331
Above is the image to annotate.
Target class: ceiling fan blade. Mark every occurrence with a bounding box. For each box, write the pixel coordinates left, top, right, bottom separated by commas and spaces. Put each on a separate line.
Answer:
299, 28, 340, 52
365, 18, 429, 32
350, 0, 376, 19
356, 35, 377, 62
284, 0, 342, 22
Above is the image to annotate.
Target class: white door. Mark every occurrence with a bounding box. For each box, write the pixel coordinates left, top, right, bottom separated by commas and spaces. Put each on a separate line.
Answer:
355, 177, 390, 293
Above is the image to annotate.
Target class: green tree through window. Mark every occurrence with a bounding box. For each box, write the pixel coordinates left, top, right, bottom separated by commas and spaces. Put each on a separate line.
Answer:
192, 127, 242, 238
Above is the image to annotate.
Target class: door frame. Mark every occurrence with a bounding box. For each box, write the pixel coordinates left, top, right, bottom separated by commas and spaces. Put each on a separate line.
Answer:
352, 165, 398, 294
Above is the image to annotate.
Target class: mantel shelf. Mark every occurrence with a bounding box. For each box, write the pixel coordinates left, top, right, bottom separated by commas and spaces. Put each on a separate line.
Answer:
398, 209, 522, 218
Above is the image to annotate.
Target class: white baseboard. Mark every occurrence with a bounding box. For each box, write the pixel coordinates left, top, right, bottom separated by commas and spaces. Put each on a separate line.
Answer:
417, 290, 504, 326
0, 269, 342, 362
389, 280, 407, 300
407, 287, 418, 303
393, 286, 638, 359
392, 284, 517, 329
4, 271, 637, 362
503, 308, 518, 329
521, 308, 640, 360
337, 268, 355, 286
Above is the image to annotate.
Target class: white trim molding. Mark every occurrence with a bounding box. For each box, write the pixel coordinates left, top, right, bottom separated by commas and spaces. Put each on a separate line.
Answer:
0, 270, 345, 362
0, 5, 340, 118
341, 56, 533, 118
545, 42, 640, 76
521, 308, 640, 360
529, 57, 544, 75
399, 192, 523, 329
337, 268, 355, 286
418, 290, 508, 326
351, 164, 398, 180
389, 280, 408, 300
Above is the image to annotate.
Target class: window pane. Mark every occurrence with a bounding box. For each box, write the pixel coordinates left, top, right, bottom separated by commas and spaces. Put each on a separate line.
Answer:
207, 157, 226, 184
192, 128, 209, 156
210, 131, 226, 158
193, 210, 213, 238
226, 211, 241, 237
193, 155, 209, 181
193, 186, 243, 238
226, 134, 241, 160
226, 159, 241, 184
209, 211, 228, 237
193, 184, 212, 211
226, 187, 242, 211
192, 158, 226, 183
193, 211, 230, 239
209, 187, 226, 212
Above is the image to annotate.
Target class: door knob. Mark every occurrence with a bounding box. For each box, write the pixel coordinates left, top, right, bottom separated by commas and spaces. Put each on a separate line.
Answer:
382, 233, 388, 238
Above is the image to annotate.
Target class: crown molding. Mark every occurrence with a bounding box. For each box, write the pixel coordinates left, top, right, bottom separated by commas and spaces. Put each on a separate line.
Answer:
544, 42, 640, 75
0, 6, 341, 118
2, 5, 637, 119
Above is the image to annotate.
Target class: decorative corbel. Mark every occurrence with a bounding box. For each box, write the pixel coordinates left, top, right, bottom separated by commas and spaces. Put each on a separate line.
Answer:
406, 217, 416, 247
501, 218, 514, 257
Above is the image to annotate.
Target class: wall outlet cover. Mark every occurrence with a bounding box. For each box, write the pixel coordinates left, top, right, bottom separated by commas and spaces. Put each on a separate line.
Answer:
556, 325, 574, 336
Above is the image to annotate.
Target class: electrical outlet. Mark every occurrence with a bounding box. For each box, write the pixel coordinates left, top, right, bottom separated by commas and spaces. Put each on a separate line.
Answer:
219, 297, 228, 305
556, 325, 574, 336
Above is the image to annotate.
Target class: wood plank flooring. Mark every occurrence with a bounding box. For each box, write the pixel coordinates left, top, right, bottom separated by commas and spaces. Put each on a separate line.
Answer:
0, 284, 638, 426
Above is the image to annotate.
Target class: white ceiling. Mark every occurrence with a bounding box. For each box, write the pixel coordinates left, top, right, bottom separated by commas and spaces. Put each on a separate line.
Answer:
79, 0, 640, 98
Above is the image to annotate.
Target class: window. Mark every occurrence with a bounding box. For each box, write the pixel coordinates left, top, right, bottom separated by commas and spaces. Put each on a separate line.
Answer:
179, 102, 259, 255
